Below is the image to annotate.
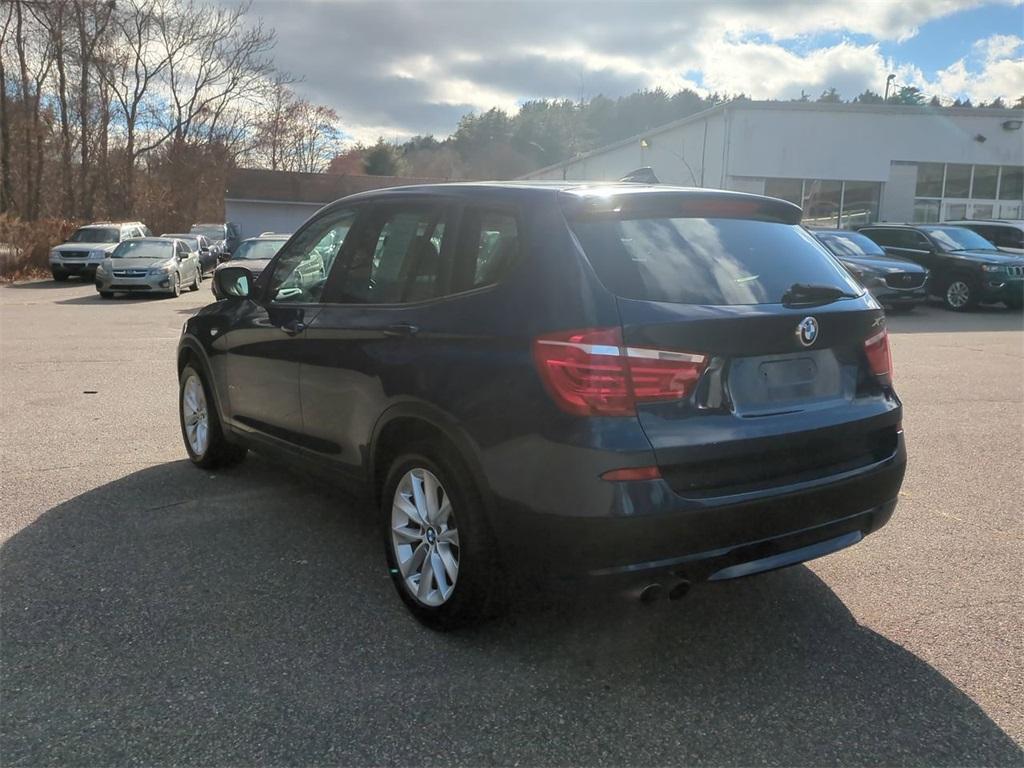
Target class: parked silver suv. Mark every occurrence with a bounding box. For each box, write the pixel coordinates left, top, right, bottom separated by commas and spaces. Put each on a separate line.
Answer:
49, 221, 151, 281
94, 238, 201, 298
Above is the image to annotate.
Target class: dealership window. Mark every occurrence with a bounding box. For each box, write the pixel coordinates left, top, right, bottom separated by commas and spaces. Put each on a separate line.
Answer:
1000, 166, 1023, 200
840, 181, 882, 228
972, 165, 999, 199
764, 178, 881, 227
802, 180, 842, 227
943, 164, 971, 198
915, 163, 945, 197
913, 199, 941, 223
909, 162, 1024, 222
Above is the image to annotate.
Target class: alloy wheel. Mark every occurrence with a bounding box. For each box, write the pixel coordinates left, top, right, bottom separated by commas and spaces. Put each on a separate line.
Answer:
182, 373, 209, 456
946, 280, 970, 309
390, 468, 460, 607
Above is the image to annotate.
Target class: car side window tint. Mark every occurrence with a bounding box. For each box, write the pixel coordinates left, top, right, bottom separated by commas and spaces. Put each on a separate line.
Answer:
995, 227, 1023, 249
331, 206, 450, 304
267, 208, 357, 304
861, 229, 892, 246
906, 231, 932, 249
457, 208, 519, 290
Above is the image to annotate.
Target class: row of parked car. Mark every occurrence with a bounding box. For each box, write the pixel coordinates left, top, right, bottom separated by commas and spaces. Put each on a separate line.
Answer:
48, 214, 1024, 312
46, 220, 291, 299
812, 220, 1024, 312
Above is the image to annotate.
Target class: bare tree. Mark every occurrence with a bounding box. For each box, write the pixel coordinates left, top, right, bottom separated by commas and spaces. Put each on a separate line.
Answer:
0, 1, 16, 213
157, 0, 276, 148
12, 0, 55, 219
101, 0, 173, 211
74, 0, 115, 218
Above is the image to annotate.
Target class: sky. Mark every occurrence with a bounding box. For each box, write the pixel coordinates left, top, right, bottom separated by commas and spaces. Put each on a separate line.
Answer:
235, 0, 1024, 144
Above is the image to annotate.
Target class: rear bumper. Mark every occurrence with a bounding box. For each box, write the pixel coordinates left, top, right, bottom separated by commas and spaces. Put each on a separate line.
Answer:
490, 432, 905, 585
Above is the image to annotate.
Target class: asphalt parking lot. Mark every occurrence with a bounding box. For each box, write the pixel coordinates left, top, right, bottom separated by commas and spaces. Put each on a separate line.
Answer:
1, 278, 1022, 766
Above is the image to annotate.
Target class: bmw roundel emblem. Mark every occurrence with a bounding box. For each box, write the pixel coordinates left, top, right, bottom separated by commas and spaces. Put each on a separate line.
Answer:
796, 316, 819, 347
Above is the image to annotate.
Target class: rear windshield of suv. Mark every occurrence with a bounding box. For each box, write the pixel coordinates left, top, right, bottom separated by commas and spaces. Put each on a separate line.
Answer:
570, 215, 860, 305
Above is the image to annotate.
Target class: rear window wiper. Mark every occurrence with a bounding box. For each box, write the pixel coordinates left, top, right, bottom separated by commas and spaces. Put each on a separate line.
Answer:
782, 282, 859, 307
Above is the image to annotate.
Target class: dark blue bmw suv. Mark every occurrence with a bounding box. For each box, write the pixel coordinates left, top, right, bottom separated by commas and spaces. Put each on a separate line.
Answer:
178, 182, 906, 628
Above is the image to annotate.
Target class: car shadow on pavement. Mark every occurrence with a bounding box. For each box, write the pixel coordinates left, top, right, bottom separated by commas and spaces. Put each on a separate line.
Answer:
5, 278, 93, 290
55, 293, 171, 305
2, 459, 1021, 767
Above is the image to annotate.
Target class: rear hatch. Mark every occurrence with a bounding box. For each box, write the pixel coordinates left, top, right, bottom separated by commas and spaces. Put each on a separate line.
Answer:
564, 190, 901, 498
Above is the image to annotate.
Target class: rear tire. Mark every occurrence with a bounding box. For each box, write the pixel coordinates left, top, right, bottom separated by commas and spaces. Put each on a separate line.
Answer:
382, 444, 503, 629
942, 275, 979, 311
179, 363, 247, 469
1006, 295, 1023, 311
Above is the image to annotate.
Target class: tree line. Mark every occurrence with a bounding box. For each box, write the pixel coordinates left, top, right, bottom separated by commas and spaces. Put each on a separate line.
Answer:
0, 0, 342, 231
2, 0, 1022, 232
338, 85, 1024, 181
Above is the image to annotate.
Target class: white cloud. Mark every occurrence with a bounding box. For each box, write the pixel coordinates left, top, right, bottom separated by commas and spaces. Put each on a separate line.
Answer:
236, 0, 1024, 140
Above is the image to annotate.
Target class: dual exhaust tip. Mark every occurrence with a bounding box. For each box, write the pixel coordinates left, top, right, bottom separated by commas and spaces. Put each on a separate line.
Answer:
638, 578, 691, 603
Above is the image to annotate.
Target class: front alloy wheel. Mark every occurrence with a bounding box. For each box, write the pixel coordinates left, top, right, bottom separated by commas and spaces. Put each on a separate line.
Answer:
181, 372, 210, 457
944, 279, 974, 311
390, 468, 460, 607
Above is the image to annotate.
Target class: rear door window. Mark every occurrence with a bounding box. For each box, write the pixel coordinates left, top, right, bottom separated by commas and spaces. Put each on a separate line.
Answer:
569, 215, 858, 305
329, 205, 451, 304
455, 208, 519, 290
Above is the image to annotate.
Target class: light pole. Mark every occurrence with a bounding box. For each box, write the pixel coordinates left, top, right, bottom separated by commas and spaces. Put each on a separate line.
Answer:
884, 74, 896, 102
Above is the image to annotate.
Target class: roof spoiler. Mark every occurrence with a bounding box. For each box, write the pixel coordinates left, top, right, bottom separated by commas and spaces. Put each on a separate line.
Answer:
619, 167, 660, 184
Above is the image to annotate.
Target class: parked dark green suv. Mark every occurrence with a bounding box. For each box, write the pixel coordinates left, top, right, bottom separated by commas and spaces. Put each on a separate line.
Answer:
857, 224, 1024, 311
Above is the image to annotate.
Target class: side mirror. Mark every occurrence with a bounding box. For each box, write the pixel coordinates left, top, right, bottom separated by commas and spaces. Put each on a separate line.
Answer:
214, 266, 251, 298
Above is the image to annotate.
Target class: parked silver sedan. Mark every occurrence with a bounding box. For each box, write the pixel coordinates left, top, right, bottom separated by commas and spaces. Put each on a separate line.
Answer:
94, 238, 202, 299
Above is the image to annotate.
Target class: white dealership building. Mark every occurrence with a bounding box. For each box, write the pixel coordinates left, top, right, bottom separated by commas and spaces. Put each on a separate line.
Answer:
523, 101, 1024, 227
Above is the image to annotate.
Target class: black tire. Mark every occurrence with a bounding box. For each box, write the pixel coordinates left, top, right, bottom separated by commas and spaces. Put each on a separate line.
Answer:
52, 270, 69, 282
168, 273, 181, 298
178, 363, 247, 469
99, 291, 113, 299
190, 269, 200, 291
1005, 295, 1023, 311
382, 444, 503, 629
942, 274, 979, 311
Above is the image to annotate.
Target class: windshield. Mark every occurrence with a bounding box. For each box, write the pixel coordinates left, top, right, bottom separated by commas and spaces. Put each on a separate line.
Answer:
570, 215, 860, 305
69, 227, 119, 244
921, 226, 997, 252
231, 239, 286, 261
815, 231, 886, 258
162, 235, 198, 251
191, 224, 224, 239
110, 240, 171, 259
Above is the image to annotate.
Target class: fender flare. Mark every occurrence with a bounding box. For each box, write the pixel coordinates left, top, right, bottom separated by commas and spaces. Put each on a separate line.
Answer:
368, 400, 495, 522
176, 337, 230, 427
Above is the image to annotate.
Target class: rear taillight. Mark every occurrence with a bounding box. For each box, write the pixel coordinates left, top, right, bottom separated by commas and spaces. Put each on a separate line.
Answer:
864, 328, 893, 385
532, 327, 708, 416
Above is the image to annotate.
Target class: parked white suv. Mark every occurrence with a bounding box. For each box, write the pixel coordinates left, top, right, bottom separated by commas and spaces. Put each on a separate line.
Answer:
945, 220, 1024, 254
49, 221, 151, 281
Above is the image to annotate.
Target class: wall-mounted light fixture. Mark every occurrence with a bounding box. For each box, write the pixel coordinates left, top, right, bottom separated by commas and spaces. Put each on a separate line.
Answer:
1002, 119, 1023, 131
640, 138, 651, 149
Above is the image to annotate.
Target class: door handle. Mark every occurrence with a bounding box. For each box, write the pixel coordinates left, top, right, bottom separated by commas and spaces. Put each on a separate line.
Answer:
281, 320, 306, 336
383, 323, 419, 337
